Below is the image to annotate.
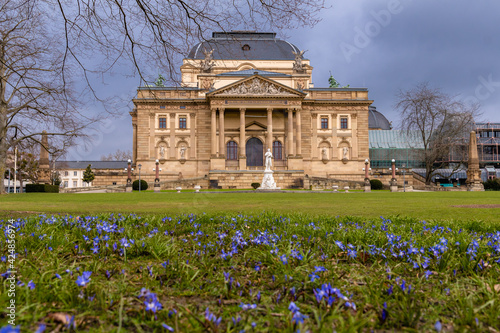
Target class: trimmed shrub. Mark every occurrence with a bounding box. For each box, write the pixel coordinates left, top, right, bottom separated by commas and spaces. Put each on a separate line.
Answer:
251, 182, 260, 189
26, 184, 59, 193
370, 179, 383, 190
132, 179, 148, 191
483, 179, 500, 191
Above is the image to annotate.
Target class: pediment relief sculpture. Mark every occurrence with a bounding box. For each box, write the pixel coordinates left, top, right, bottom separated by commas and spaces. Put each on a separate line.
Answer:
220, 78, 291, 96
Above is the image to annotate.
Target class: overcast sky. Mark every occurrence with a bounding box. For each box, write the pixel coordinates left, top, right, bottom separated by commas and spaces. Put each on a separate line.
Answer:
66, 0, 500, 161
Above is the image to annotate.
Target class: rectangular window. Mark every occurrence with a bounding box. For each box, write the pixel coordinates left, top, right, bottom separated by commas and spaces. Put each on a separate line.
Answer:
321, 117, 328, 129
73, 180, 78, 187
179, 117, 187, 129
340, 117, 348, 129
64, 181, 68, 187
159, 117, 166, 128
73, 171, 77, 176
64, 171, 68, 176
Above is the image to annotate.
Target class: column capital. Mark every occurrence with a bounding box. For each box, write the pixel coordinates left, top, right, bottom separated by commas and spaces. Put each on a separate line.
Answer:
267, 107, 273, 112
239, 108, 246, 112
311, 113, 318, 119
190, 113, 196, 118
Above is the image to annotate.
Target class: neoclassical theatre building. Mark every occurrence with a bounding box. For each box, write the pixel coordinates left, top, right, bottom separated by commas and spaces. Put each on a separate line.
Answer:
131, 32, 373, 188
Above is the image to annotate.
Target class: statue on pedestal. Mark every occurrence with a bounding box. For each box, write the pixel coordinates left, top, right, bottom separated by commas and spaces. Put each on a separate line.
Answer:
258, 148, 279, 190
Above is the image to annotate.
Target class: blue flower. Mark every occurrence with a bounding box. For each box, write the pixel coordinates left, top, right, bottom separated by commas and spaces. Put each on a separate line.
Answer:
28, 280, 35, 290
239, 303, 257, 310
76, 271, 92, 287
144, 293, 163, 313
280, 254, 288, 265
0, 325, 20, 333
434, 320, 442, 332
161, 323, 174, 331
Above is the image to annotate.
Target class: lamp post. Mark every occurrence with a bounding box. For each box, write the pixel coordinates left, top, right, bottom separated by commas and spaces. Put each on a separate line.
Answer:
7, 169, 11, 193
13, 146, 17, 193
153, 159, 161, 193
363, 158, 371, 192
138, 164, 142, 192
402, 163, 406, 192
389, 159, 398, 192
126, 159, 132, 192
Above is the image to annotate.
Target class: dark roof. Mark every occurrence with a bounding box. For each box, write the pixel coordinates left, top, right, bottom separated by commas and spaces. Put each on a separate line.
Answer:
55, 161, 128, 170
188, 31, 302, 61
216, 69, 291, 77
369, 106, 392, 130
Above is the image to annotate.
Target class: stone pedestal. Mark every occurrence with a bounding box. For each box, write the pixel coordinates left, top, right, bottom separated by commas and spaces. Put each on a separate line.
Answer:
332, 185, 338, 192
389, 178, 398, 193
364, 178, 371, 193
154, 184, 161, 193
287, 156, 303, 170
257, 170, 280, 190
194, 185, 201, 193
344, 186, 349, 193
126, 184, 133, 192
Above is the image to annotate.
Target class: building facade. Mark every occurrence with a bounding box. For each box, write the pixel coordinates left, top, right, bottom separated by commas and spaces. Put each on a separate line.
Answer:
131, 32, 373, 189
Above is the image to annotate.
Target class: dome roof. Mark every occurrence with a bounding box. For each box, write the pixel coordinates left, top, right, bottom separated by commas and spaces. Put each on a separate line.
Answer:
187, 32, 302, 61
369, 106, 392, 130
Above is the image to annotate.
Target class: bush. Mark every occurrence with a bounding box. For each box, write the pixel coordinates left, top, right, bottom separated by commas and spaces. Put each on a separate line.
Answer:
26, 184, 60, 193
370, 179, 384, 190
132, 179, 148, 191
483, 178, 500, 191
251, 182, 260, 189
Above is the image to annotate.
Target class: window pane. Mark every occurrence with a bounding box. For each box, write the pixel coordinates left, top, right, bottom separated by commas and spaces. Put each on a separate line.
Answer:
159, 117, 166, 128
179, 117, 187, 129
226, 141, 238, 160
321, 118, 328, 129
340, 118, 348, 129
273, 141, 282, 160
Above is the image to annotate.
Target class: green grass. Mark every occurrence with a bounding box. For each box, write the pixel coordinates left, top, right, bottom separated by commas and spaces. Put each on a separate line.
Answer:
1, 212, 499, 332
1, 191, 500, 222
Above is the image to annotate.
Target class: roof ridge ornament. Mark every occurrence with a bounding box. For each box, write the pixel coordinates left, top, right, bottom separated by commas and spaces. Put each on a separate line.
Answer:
292, 49, 306, 72
201, 48, 215, 72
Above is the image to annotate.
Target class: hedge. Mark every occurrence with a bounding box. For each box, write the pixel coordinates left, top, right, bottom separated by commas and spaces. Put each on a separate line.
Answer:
26, 184, 60, 193
132, 179, 149, 191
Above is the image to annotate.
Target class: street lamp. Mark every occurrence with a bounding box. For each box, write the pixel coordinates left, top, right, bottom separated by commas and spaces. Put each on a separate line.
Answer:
138, 164, 142, 192
402, 163, 406, 192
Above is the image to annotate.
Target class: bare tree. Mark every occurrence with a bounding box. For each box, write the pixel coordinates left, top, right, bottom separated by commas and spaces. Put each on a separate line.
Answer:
0, 0, 326, 193
100, 149, 132, 161
396, 83, 479, 184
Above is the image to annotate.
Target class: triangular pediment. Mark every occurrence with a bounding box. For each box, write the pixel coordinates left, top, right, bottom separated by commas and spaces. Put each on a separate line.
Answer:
207, 75, 306, 97
245, 121, 267, 131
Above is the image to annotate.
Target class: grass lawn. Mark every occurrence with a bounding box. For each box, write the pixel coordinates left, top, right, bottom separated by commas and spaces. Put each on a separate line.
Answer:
1, 191, 500, 222
1, 191, 499, 332
1, 212, 499, 332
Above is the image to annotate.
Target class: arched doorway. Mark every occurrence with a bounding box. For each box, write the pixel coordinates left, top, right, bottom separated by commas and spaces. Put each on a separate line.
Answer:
246, 138, 263, 166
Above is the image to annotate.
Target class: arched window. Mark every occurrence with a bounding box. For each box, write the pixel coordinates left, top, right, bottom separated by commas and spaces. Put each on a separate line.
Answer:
273, 141, 283, 160
226, 141, 238, 160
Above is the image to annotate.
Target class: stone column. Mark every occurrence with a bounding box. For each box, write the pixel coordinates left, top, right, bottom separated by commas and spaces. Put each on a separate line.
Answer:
312, 114, 318, 159
190, 113, 196, 159
218, 108, 225, 157
295, 109, 302, 156
149, 113, 156, 159
331, 114, 338, 159
132, 123, 138, 162
267, 108, 273, 150
211, 108, 217, 157
351, 113, 358, 158
240, 108, 246, 157
239, 108, 247, 170
287, 109, 294, 157
169, 113, 176, 159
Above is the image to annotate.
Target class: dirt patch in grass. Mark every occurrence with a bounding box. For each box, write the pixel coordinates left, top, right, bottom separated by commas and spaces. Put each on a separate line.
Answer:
452, 204, 500, 208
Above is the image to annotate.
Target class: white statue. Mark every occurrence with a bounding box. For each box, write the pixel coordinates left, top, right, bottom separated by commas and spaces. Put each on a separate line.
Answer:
322, 147, 327, 160
265, 148, 273, 171
180, 147, 186, 159
159, 145, 165, 158
343, 147, 349, 159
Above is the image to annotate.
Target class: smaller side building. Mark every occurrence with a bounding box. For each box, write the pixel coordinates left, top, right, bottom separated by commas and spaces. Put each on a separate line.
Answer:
55, 161, 129, 188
